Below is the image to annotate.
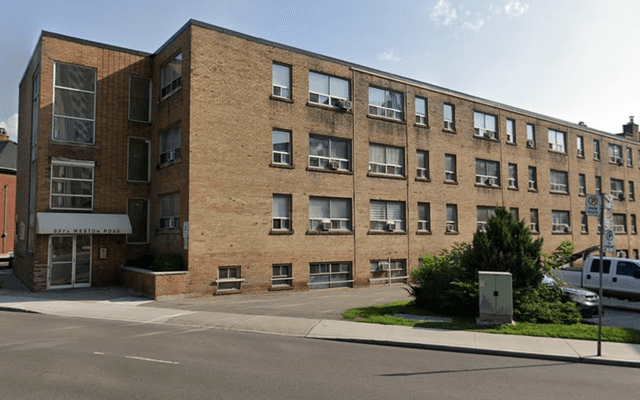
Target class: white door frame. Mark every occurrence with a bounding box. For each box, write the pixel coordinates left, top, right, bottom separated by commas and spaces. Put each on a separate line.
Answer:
47, 235, 92, 290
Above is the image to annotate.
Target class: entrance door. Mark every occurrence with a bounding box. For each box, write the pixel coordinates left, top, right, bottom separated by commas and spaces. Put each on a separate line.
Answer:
48, 235, 92, 289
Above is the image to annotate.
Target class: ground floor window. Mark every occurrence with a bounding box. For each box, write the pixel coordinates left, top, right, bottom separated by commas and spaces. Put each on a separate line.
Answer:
370, 260, 407, 285
271, 264, 292, 287
309, 262, 352, 289
217, 266, 243, 291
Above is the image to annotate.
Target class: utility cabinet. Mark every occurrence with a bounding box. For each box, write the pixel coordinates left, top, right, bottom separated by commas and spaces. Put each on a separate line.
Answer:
478, 271, 513, 324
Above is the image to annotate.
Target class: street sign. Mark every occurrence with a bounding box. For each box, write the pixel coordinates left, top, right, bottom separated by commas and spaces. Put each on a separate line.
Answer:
603, 194, 614, 209
585, 194, 601, 216
604, 229, 615, 249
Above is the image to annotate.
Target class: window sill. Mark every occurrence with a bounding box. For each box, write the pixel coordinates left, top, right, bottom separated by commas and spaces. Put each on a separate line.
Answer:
508, 186, 519, 191
444, 180, 458, 185
577, 155, 585, 159
306, 230, 353, 235
307, 167, 352, 175
531, 231, 540, 235
548, 149, 567, 156
444, 230, 459, 235
49, 139, 97, 148
581, 231, 589, 235
442, 128, 456, 134
473, 135, 499, 142
414, 123, 429, 129
159, 87, 182, 103
366, 114, 405, 124
551, 231, 572, 235
307, 101, 352, 114
416, 230, 432, 235
270, 230, 294, 235
594, 158, 601, 162
579, 193, 586, 197
269, 285, 294, 291
368, 230, 406, 235
270, 95, 293, 103
214, 289, 242, 295
550, 191, 570, 196
526, 145, 536, 149
270, 163, 294, 169
157, 158, 182, 169
475, 184, 501, 189
367, 172, 406, 180
506, 141, 516, 146
415, 177, 431, 183
528, 189, 538, 193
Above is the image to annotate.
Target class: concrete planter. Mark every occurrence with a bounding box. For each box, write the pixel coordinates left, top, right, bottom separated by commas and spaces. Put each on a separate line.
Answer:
119, 266, 188, 300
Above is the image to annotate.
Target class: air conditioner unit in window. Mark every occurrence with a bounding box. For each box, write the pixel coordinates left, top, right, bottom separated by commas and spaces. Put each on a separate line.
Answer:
386, 221, 396, 231
528, 181, 536, 190
337, 99, 352, 111
474, 128, 482, 136
619, 193, 625, 200
328, 160, 340, 170
166, 150, 177, 162
321, 219, 332, 231
446, 224, 456, 233
487, 130, 497, 140
526, 139, 535, 148
444, 121, 454, 130
563, 225, 571, 233
378, 261, 390, 271
617, 158, 624, 165
166, 218, 175, 229
485, 177, 496, 186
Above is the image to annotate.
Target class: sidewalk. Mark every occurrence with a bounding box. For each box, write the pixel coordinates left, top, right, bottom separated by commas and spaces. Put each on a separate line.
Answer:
1, 270, 640, 368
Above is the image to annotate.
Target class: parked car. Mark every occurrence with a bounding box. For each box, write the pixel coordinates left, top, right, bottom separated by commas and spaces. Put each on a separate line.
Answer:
543, 275, 600, 318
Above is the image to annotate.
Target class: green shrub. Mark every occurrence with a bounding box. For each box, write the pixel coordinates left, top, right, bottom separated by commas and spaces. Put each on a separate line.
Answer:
126, 254, 154, 269
513, 285, 582, 324
151, 254, 182, 271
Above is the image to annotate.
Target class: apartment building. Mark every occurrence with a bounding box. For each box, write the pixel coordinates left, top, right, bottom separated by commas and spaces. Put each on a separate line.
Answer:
14, 19, 640, 296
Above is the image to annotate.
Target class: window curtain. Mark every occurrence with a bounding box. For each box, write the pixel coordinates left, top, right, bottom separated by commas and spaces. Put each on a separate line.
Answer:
272, 195, 290, 218
309, 198, 329, 219
309, 72, 329, 95
370, 201, 386, 220
330, 140, 348, 160
369, 144, 385, 164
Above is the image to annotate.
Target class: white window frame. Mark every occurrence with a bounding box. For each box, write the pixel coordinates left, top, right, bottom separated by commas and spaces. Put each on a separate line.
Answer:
309, 262, 353, 289
271, 264, 293, 287
578, 174, 586, 196
581, 212, 588, 233
508, 163, 518, 188
369, 259, 408, 284
630, 181, 635, 201
443, 103, 455, 131
160, 53, 182, 99
611, 178, 625, 200
477, 206, 496, 232
577, 136, 584, 157
309, 197, 351, 231
446, 204, 458, 233
551, 210, 571, 233
528, 166, 537, 191
50, 159, 95, 210
595, 176, 602, 194
548, 129, 566, 153
473, 111, 497, 140
530, 209, 539, 233
609, 143, 623, 165
159, 192, 180, 230
550, 170, 569, 193
128, 76, 152, 123
127, 198, 150, 244
368, 86, 404, 120
272, 194, 292, 231
506, 119, 515, 143
594, 139, 601, 160
614, 213, 627, 234
272, 129, 291, 165
526, 124, 535, 147
216, 266, 244, 291
309, 72, 350, 107
475, 159, 500, 186
369, 143, 404, 176
416, 150, 429, 179
627, 147, 633, 167
309, 135, 350, 171
160, 125, 181, 164
52, 62, 96, 144
415, 97, 428, 125
445, 154, 456, 182
127, 137, 150, 182
418, 202, 430, 232
370, 200, 406, 232
272, 63, 291, 99
632, 214, 637, 234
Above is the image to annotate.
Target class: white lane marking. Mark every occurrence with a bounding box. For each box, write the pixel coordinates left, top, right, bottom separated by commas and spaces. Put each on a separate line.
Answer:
125, 356, 179, 365
94, 352, 105, 355
43, 326, 83, 332
124, 331, 176, 339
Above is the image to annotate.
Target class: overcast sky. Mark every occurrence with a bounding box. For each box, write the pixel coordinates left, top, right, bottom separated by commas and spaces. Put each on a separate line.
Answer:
1, 0, 638, 142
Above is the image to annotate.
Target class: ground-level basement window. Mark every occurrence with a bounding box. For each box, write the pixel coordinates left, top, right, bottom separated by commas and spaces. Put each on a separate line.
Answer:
309, 262, 352, 289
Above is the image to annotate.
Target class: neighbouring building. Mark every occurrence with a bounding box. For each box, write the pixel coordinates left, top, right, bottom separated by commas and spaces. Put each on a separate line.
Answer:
14, 20, 640, 297
0, 127, 17, 258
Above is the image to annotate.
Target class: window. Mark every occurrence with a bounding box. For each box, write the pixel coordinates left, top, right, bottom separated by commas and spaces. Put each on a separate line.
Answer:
594, 139, 601, 160
581, 212, 588, 233
50, 159, 94, 210
577, 136, 584, 157
617, 250, 629, 258
530, 209, 539, 233
611, 178, 625, 200
443, 103, 455, 130
473, 111, 497, 139
160, 125, 181, 164
272, 194, 291, 231
370, 260, 407, 285
309, 135, 350, 171
127, 199, 149, 243
272, 63, 291, 99
609, 143, 623, 164
416, 150, 429, 179
595, 176, 602, 194
510, 208, 519, 221
369, 143, 404, 176
578, 174, 586, 196
369, 87, 403, 120
508, 164, 518, 189
370, 200, 405, 232
627, 147, 634, 167
217, 266, 243, 291
415, 97, 428, 125
128, 137, 150, 182
159, 193, 180, 229
309, 197, 351, 231
506, 119, 515, 143
528, 166, 537, 191
548, 129, 566, 153
445, 154, 457, 182
551, 210, 571, 233
129, 76, 151, 123
526, 124, 535, 147
309, 72, 350, 107
418, 203, 430, 232
446, 204, 458, 233
631, 181, 636, 201
550, 170, 569, 193
614, 213, 627, 233
616, 261, 640, 277
475, 159, 500, 186
309, 262, 352, 289
272, 264, 292, 287
272, 129, 291, 165
634, 249, 639, 259
477, 206, 496, 232
53, 62, 96, 144
632, 214, 637, 234
160, 53, 182, 98
589, 260, 611, 274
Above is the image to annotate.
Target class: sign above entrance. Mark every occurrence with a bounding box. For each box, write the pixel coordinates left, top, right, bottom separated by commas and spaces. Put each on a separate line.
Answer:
36, 213, 133, 234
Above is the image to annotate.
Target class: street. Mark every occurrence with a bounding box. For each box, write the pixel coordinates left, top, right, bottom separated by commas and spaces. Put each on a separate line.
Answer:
1, 311, 639, 400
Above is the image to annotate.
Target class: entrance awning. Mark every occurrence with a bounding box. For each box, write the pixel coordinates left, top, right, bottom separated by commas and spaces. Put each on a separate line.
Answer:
36, 213, 132, 234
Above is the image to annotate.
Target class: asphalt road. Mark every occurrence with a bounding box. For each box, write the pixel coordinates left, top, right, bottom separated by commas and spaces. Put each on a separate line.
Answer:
2, 312, 639, 400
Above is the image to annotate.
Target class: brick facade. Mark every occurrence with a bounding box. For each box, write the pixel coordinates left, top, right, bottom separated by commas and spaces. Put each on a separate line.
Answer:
14, 20, 640, 297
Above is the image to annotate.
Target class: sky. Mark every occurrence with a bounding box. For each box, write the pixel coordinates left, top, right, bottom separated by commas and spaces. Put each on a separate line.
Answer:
1, 0, 639, 142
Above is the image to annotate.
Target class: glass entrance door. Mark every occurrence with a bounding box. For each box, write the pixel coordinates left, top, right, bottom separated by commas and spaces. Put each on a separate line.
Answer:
48, 235, 92, 289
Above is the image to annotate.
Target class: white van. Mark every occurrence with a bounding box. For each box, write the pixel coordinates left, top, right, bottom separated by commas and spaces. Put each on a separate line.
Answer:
582, 257, 640, 299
